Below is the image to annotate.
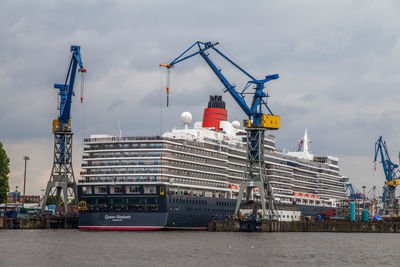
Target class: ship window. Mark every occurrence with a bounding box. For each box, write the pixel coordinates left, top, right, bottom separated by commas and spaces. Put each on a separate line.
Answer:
140, 144, 147, 148
144, 186, 156, 194
128, 198, 141, 204
110, 186, 123, 194
156, 144, 163, 148
95, 186, 107, 194
81, 186, 92, 194
133, 144, 138, 148
149, 143, 155, 148
127, 186, 141, 194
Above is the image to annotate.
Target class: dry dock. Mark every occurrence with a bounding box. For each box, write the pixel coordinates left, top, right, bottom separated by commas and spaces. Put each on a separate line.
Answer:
209, 220, 400, 233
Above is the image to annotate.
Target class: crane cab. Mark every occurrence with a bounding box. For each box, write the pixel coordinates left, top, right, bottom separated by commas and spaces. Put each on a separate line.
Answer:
386, 179, 400, 186
261, 114, 280, 129
244, 114, 280, 130
52, 119, 71, 132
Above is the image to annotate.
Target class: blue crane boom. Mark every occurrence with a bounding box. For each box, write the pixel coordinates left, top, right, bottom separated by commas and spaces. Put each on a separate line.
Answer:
53, 45, 86, 132
374, 136, 400, 203
345, 183, 363, 199
160, 41, 279, 128
374, 136, 400, 183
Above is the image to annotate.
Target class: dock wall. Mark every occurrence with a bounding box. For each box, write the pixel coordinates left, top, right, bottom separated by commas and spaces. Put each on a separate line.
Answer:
0, 216, 78, 229
209, 220, 400, 233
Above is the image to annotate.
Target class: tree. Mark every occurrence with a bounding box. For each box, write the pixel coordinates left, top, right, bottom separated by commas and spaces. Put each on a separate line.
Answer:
0, 142, 10, 203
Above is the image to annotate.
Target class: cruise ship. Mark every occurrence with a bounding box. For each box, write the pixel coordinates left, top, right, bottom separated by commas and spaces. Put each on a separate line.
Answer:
77, 95, 347, 230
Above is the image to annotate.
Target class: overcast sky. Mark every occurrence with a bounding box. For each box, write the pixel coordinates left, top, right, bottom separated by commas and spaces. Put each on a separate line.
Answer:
1, 0, 400, 197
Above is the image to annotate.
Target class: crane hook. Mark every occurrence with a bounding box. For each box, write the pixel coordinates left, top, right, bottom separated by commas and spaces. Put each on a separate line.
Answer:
78, 68, 87, 103
159, 64, 171, 107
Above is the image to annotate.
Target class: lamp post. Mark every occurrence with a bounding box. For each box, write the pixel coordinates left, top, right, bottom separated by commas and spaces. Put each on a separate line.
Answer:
23, 156, 30, 204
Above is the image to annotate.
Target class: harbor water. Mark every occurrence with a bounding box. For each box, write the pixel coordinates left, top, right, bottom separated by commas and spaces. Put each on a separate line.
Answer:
1, 230, 400, 266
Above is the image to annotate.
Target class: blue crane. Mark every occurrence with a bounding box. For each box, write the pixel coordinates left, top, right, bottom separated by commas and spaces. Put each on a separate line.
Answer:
345, 184, 363, 200
374, 136, 400, 207
160, 41, 280, 219
42, 45, 86, 214
53, 45, 86, 133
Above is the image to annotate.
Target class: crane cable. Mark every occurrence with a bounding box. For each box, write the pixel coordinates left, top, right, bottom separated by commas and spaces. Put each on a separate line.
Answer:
159, 67, 163, 135
80, 71, 86, 143
80, 71, 85, 103
166, 67, 170, 107
159, 64, 171, 107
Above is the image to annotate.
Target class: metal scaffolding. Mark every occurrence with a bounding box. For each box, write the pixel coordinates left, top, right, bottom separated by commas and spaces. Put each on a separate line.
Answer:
41, 132, 77, 214
234, 128, 277, 220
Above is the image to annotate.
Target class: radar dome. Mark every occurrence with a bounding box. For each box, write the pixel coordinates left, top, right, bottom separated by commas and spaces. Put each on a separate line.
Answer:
181, 112, 192, 127
232, 120, 240, 129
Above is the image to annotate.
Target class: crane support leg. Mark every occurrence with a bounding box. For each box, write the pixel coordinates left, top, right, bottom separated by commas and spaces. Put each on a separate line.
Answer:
234, 128, 277, 220
41, 132, 78, 214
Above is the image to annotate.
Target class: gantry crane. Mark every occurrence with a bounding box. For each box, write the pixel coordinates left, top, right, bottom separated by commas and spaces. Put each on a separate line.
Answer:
374, 136, 400, 215
160, 41, 280, 219
41, 46, 86, 214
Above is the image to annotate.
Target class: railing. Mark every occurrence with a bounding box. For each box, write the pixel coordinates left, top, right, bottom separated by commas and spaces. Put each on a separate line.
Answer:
82, 161, 161, 167
87, 169, 161, 175
82, 153, 161, 159
84, 133, 268, 154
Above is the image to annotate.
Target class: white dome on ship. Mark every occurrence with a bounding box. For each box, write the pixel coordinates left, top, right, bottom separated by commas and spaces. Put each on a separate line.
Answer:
232, 120, 240, 129
181, 112, 192, 125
